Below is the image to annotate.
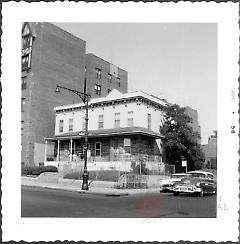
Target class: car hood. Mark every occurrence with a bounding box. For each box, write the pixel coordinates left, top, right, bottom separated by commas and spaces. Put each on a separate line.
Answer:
161, 178, 182, 185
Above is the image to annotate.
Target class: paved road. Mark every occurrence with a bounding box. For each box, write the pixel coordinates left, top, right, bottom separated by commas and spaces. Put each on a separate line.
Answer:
21, 186, 216, 218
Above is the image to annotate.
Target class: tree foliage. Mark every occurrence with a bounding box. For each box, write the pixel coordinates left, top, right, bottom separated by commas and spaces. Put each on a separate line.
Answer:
160, 104, 205, 172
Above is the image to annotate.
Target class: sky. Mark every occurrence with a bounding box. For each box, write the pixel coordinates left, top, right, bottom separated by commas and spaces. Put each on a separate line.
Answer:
54, 23, 217, 144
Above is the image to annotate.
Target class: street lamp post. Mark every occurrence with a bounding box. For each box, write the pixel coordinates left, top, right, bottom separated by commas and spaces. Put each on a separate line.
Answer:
55, 84, 91, 190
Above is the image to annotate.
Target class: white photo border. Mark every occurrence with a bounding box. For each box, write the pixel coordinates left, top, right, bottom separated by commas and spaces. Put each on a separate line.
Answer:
1, 2, 239, 242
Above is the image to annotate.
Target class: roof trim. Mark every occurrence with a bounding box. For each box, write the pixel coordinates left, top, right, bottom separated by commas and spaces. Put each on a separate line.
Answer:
54, 89, 169, 112
45, 127, 164, 140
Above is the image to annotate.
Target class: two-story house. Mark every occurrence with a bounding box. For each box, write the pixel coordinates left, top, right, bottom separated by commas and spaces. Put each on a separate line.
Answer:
45, 89, 168, 171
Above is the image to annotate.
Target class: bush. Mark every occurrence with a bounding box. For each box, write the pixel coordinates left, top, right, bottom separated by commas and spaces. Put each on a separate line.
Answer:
21, 165, 58, 176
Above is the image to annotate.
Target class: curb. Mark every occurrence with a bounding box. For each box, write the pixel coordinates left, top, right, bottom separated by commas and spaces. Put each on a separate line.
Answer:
22, 183, 129, 196
21, 182, 159, 196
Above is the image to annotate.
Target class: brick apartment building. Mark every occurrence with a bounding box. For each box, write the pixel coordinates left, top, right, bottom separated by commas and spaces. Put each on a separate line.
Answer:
86, 53, 128, 97
21, 22, 128, 165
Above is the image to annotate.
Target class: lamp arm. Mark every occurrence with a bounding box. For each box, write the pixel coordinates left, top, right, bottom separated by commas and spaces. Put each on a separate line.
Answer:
56, 85, 91, 102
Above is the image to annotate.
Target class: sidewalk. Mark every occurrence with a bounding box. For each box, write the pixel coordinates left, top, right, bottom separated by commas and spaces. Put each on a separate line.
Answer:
21, 176, 160, 196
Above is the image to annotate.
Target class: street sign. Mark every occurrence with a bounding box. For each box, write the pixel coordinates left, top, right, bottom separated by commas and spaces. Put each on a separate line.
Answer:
87, 150, 91, 158
182, 160, 187, 173
182, 160, 187, 167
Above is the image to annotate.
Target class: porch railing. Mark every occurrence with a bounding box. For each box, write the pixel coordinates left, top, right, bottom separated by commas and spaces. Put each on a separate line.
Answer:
50, 153, 162, 163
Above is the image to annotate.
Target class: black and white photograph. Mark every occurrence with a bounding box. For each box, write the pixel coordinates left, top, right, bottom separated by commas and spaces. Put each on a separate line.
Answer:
20, 21, 218, 218
2, 2, 239, 242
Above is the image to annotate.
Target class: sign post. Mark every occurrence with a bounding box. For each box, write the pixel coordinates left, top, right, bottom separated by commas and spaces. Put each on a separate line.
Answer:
182, 160, 187, 173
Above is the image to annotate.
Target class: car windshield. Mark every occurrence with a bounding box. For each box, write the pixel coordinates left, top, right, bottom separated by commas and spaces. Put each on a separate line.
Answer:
188, 172, 206, 178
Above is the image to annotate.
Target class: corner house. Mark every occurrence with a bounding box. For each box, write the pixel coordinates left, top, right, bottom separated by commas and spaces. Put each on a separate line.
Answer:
44, 89, 169, 172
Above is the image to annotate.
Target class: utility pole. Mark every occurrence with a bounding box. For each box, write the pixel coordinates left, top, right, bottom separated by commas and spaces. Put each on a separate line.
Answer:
55, 83, 91, 190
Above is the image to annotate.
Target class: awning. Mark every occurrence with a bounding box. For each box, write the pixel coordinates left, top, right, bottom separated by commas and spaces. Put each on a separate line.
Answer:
45, 126, 164, 141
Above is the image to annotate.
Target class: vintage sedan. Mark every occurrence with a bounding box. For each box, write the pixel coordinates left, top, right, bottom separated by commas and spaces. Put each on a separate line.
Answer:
187, 170, 215, 180
160, 173, 187, 192
172, 172, 217, 197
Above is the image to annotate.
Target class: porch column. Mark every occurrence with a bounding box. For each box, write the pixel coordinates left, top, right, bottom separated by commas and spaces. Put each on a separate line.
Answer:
73, 140, 76, 159
57, 140, 60, 162
44, 140, 48, 161
70, 139, 73, 162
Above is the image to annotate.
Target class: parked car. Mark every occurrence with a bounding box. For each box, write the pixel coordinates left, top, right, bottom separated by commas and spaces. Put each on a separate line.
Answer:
187, 170, 215, 180
172, 171, 217, 197
160, 173, 187, 192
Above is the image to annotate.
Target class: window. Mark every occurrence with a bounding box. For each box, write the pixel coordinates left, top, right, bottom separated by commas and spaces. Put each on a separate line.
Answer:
117, 77, 121, 87
22, 23, 30, 36
22, 35, 31, 49
98, 114, 104, 129
95, 142, 101, 157
107, 89, 111, 93
108, 73, 112, 82
22, 55, 30, 70
127, 111, 134, 127
147, 113, 151, 130
21, 120, 24, 131
124, 138, 131, 153
59, 120, 64, 133
114, 112, 120, 128
95, 68, 101, 79
21, 98, 26, 112
94, 84, 101, 95
69, 118, 73, 132
22, 77, 27, 90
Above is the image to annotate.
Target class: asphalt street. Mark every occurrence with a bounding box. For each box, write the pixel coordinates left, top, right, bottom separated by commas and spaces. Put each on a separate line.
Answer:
21, 186, 216, 218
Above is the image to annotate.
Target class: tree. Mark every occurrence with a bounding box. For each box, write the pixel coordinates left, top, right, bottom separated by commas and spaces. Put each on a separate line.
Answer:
160, 104, 205, 172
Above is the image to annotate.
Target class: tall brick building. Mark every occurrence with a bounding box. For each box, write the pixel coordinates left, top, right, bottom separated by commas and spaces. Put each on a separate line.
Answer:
86, 53, 128, 97
21, 22, 128, 165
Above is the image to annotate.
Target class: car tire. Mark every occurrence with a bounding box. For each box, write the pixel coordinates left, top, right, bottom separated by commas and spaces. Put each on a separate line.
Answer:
198, 189, 204, 197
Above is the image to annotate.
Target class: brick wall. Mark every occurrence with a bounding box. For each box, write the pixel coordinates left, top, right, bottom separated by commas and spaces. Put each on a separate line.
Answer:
22, 22, 129, 165
22, 22, 86, 165
86, 53, 128, 98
